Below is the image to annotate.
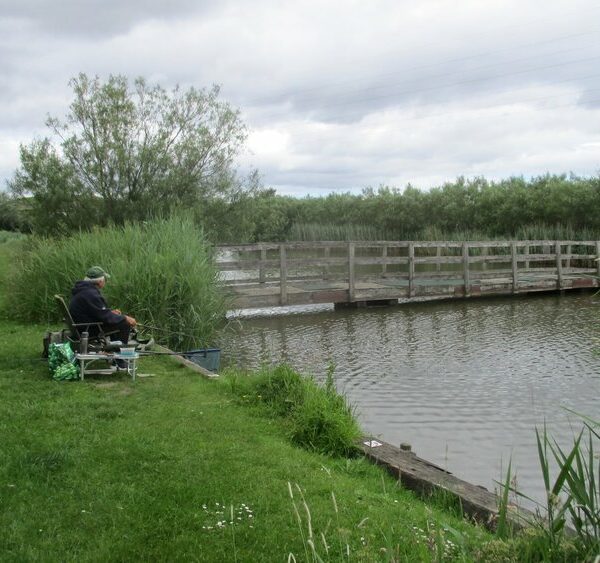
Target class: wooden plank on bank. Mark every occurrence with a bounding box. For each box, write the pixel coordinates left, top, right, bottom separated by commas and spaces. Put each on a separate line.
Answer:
359, 438, 534, 532
153, 344, 219, 379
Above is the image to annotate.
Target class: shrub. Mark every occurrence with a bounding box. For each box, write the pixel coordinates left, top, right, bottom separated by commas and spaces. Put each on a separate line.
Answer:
5, 215, 228, 348
224, 364, 362, 457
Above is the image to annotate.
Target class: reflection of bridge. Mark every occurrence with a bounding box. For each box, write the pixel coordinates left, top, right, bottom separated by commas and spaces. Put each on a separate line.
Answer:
216, 241, 600, 310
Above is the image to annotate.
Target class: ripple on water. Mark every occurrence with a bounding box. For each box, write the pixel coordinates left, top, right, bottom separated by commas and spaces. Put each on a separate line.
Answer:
222, 293, 600, 505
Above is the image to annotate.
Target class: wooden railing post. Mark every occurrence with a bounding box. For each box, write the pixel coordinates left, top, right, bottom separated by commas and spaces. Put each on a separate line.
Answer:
408, 243, 415, 297
348, 242, 355, 302
511, 242, 518, 293
259, 247, 266, 284
596, 241, 600, 282
556, 241, 563, 290
436, 246, 441, 272
524, 245, 529, 270
279, 244, 288, 305
323, 246, 330, 279
462, 242, 470, 297
382, 244, 388, 276
566, 244, 571, 270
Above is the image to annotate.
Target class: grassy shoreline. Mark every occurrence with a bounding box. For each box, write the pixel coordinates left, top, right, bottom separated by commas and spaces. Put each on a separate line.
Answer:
0, 318, 495, 561
0, 240, 498, 561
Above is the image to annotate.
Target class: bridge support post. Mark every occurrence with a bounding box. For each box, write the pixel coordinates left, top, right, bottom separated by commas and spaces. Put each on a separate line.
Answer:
462, 243, 470, 297
596, 241, 600, 284
408, 243, 415, 297
259, 247, 266, 284
511, 242, 518, 293
279, 244, 287, 305
348, 242, 355, 302
555, 241, 563, 290
323, 246, 330, 279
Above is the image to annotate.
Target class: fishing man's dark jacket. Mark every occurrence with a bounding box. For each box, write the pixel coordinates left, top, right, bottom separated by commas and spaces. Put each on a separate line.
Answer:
69, 281, 125, 326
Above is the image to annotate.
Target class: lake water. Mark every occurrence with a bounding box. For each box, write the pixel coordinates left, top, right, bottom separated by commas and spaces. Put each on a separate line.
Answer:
221, 292, 600, 507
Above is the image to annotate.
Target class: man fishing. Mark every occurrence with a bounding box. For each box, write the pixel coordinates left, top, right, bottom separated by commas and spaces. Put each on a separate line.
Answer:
69, 266, 137, 348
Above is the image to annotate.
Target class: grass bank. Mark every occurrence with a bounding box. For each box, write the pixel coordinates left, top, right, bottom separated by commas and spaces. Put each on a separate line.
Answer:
0, 241, 497, 561
0, 319, 495, 561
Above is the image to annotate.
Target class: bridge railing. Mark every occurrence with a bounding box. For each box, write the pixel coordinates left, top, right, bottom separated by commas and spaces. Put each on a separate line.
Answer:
216, 241, 600, 304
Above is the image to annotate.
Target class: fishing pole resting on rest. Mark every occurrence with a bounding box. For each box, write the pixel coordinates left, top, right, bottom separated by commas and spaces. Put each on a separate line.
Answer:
136, 323, 203, 342
135, 324, 217, 357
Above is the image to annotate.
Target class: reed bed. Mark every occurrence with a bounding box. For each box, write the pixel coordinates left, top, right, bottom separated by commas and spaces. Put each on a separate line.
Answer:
286, 222, 600, 243
5, 216, 228, 348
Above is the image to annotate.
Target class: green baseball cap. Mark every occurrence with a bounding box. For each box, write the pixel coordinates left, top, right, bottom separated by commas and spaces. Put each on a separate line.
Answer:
86, 266, 111, 280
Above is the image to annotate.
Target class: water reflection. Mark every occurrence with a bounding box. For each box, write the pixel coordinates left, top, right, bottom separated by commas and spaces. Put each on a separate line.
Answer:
221, 293, 600, 506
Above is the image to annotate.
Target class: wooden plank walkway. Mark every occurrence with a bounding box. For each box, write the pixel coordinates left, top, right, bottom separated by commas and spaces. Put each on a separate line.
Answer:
216, 240, 600, 309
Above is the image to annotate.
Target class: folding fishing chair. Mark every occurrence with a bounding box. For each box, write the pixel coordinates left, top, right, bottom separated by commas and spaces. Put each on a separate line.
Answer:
54, 294, 153, 354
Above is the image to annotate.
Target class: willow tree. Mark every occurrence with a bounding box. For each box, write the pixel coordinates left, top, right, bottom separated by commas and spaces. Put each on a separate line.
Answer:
10, 73, 247, 234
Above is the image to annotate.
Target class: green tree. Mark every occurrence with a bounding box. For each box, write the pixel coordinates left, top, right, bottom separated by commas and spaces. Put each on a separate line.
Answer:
10, 73, 247, 233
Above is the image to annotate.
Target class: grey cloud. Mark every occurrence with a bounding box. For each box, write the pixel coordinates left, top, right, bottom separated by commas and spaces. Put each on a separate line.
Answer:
1, 0, 600, 196
2, 0, 219, 37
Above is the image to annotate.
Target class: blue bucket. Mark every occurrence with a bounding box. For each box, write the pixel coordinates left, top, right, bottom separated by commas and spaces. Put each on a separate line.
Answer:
184, 348, 221, 372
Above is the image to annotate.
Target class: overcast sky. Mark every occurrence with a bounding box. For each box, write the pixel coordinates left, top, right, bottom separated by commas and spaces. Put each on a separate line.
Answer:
1, 0, 600, 196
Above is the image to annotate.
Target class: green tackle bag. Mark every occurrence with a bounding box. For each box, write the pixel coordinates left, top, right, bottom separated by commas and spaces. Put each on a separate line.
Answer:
48, 342, 79, 381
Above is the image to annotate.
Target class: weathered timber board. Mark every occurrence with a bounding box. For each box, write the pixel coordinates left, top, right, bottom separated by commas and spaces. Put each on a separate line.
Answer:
225, 276, 597, 309
360, 438, 535, 532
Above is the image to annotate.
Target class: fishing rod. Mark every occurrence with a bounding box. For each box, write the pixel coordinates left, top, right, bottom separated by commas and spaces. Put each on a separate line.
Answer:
138, 348, 219, 357
135, 324, 217, 356
136, 323, 202, 342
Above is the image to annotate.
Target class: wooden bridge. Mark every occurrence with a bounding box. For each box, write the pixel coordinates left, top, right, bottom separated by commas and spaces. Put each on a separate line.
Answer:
216, 240, 600, 310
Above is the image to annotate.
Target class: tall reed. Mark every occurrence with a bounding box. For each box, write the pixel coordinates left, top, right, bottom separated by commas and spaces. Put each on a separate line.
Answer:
6, 216, 228, 348
495, 412, 599, 560
286, 222, 600, 243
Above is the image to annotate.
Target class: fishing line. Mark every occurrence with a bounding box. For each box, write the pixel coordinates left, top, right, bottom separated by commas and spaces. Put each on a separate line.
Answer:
138, 349, 219, 357
136, 323, 201, 341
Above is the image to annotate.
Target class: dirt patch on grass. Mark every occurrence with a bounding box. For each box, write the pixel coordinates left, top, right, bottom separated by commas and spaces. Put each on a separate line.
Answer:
92, 382, 119, 390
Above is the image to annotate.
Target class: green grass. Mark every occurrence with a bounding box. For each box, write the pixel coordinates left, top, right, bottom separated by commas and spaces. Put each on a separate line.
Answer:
0, 237, 508, 561
223, 364, 362, 458
0, 319, 495, 561
0, 239, 498, 561
0, 230, 26, 244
